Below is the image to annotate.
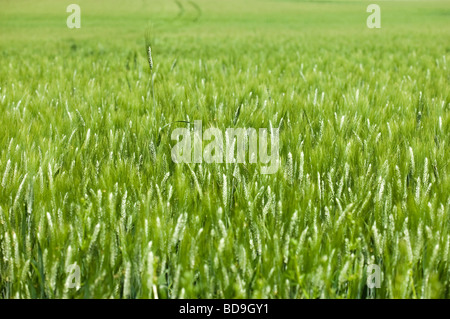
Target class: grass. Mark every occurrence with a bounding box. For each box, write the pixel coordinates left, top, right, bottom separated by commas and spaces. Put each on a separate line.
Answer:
0, 0, 449, 298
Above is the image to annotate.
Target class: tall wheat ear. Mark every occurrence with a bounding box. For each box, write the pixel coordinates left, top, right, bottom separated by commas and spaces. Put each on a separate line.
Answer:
145, 28, 153, 71
145, 28, 155, 118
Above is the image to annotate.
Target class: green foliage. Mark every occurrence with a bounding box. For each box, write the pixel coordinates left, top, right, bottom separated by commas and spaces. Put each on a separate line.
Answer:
0, 0, 449, 298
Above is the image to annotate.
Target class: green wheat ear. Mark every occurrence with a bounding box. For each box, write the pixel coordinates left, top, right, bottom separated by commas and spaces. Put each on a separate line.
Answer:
147, 46, 153, 71
145, 28, 153, 71
145, 27, 156, 119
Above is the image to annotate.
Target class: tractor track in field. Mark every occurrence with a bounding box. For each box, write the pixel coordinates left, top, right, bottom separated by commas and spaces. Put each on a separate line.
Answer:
173, 0, 202, 23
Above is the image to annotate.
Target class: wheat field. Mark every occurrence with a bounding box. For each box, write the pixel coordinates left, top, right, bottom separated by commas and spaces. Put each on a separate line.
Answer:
0, 0, 449, 298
